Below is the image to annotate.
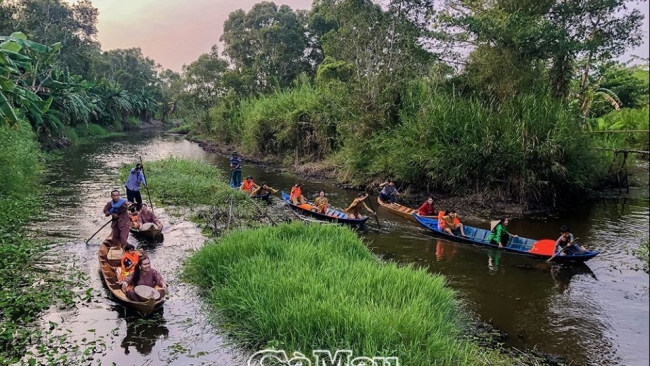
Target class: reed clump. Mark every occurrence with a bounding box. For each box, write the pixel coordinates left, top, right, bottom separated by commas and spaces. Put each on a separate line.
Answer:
184, 223, 501, 365
337, 82, 608, 206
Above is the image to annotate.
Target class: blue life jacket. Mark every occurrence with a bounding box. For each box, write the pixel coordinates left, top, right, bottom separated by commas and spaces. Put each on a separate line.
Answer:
109, 197, 127, 214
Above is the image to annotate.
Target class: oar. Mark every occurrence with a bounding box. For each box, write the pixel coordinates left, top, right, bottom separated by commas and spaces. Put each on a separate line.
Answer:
138, 156, 155, 216
366, 192, 381, 229
547, 237, 579, 262
86, 218, 112, 244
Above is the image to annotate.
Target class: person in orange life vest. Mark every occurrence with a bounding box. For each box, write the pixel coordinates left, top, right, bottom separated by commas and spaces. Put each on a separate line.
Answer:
241, 176, 259, 194
345, 192, 375, 219
290, 183, 306, 205
440, 210, 467, 237
116, 244, 140, 281
313, 190, 329, 214
103, 189, 132, 248
417, 197, 436, 217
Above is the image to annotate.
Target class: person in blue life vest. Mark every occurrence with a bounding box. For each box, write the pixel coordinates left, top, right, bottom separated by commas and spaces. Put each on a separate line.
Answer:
124, 163, 147, 211
103, 190, 132, 248
229, 151, 242, 188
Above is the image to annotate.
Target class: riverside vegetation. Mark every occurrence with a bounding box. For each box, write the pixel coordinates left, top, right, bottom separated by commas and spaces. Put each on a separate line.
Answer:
169, 0, 648, 210
0, 121, 97, 364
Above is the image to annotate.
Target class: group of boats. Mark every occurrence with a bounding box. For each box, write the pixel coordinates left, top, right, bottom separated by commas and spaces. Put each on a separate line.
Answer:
281, 191, 600, 263
97, 184, 599, 316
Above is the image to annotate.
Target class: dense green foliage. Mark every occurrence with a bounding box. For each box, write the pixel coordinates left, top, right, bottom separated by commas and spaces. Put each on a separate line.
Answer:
340, 86, 606, 204
184, 223, 502, 365
0, 0, 175, 147
178, 0, 648, 207
0, 121, 76, 363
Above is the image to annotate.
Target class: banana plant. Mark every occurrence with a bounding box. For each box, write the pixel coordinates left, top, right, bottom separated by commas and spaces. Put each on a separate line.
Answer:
0, 31, 60, 131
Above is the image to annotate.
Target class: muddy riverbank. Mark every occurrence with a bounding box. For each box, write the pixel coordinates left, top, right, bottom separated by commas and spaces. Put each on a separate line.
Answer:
189, 135, 649, 221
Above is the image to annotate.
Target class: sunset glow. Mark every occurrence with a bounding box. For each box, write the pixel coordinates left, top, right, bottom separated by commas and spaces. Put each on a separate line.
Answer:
70, 0, 648, 71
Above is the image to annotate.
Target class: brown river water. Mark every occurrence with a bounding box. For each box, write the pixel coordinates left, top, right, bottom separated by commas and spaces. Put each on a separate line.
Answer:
29, 130, 648, 366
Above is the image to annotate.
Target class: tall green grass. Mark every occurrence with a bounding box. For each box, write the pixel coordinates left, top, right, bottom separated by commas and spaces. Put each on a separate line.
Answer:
192, 81, 351, 161
119, 157, 250, 206
190, 77, 610, 206
0, 120, 42, 199
0, 120, 75, 362
337, 81, 608, 205
591, 107, 649, 152
184, 223, 494, 365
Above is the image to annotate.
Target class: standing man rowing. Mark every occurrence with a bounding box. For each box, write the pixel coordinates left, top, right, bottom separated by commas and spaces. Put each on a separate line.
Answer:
103, 190, 131, 248
125, 163, 147, 211
229, 151, 242, 188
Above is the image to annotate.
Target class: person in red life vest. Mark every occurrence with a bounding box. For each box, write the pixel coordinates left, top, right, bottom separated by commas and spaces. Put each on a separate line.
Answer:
417, 197, 436, 217
103, 189, 132, 248
116, 244, 140, 281
240, 176, 259, 194
290, 183, 306, 205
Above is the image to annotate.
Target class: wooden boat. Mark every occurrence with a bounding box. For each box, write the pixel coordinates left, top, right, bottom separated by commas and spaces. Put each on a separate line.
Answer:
129, 222, 162, 239
128, 211, 162, 239
376, 197, 418, 222
98, 235, 165, 315
413, 215, 600, 262
281, 191, 369, 226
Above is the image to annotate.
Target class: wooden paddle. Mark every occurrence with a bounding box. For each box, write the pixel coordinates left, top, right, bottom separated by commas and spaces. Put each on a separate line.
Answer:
547, 237, 579, 262
86, 218, 112, 244
366, 192, 381, 229
138, 156, 155, 216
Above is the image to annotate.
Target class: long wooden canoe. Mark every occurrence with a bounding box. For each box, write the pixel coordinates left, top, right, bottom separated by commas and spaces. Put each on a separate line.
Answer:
281, 191, 368, 226
376, 197, 418, 222
98, 235, 165, 315
413, 215, 600, 262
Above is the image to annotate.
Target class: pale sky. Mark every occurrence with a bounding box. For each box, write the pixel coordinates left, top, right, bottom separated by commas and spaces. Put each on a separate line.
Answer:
76, 0, 648, 72
83, 0, 312, 71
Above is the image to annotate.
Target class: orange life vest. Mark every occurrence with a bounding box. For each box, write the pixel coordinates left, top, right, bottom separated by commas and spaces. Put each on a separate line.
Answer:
120, 251, 140, 279
290, 186, 302, 198
242, 180, 255, 193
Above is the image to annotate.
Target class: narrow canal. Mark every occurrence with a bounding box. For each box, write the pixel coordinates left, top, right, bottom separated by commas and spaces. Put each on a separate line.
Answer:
33, 130, 649, 365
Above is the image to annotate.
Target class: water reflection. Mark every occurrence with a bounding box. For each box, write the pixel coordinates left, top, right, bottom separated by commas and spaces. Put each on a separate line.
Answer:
487, 249, 503, 274
133, 232, 165, 248
550, 264, 597, 294
434, 240, 457, 262
121, 313, 169, 356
